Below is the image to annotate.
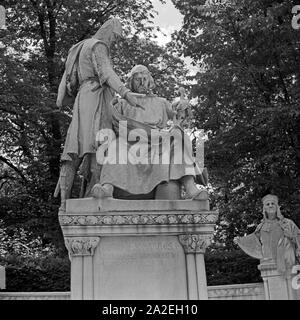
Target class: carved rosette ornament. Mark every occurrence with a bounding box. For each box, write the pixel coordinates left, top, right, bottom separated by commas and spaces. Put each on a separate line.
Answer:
65, 237, 100, 257
178, 234, 212, 254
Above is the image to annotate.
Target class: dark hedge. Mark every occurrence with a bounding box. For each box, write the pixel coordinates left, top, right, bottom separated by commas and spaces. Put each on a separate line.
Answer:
206, 248, 262, 285
0, 255, 70, 292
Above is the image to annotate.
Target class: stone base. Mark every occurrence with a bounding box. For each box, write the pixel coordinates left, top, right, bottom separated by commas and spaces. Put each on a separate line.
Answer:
258, 261, 299, 300
59, 198, 217, 300
0, 266, 5, 290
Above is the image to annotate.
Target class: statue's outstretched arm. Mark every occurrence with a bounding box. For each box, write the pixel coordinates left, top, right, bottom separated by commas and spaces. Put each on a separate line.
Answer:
91, 43, 129, 98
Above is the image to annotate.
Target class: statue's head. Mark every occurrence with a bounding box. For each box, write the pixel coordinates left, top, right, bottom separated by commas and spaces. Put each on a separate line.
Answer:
262, 194, 283, 220
93, 18, 123, 46
127, 65, 155, 94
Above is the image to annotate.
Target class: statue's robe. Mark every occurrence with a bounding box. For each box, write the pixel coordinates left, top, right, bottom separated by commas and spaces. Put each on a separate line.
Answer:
98, 94, 201, 196
237, 218, 300, 274
57, 38, 128, 161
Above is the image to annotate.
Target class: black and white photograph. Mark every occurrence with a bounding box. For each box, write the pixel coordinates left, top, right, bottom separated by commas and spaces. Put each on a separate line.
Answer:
0, 0, 300, 307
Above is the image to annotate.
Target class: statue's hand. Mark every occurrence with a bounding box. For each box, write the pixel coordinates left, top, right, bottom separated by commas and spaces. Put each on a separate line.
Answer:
124, 91, 145, 110
172, 115, 182, 127
111, 97, 119, 106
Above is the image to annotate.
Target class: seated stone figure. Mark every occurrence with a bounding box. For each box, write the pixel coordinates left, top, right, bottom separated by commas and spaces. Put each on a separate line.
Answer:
91, 65, 208, 200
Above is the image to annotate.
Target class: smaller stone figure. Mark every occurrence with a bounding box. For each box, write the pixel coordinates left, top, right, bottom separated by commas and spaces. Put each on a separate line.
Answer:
235, 194, 300, 274
171, 87, 193, 129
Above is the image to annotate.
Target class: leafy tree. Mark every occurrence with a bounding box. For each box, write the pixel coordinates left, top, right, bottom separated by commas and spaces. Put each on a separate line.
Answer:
171, 0, 300, 247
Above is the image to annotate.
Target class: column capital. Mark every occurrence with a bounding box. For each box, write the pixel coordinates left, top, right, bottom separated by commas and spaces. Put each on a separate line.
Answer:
65, 237, 100, 257
178, 234, 212, 254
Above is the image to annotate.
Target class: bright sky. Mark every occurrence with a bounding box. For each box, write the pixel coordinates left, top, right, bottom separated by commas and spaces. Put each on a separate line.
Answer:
151, 0, 183, 46
151, 0, 197, 75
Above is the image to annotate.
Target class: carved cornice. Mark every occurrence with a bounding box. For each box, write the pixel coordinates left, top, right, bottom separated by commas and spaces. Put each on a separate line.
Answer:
258, 260, 277, 270
178, 234, 213, 253
59, 212, 218, 226
65, 237, 100, 256
258, 260, 285, 277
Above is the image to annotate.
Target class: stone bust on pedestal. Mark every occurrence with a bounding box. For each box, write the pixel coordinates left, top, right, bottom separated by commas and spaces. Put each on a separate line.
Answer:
235, 194, 300, 300
236, 194, 300, 275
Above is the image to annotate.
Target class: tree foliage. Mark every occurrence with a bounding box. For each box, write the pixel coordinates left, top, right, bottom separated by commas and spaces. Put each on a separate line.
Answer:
171, 0, 300, 246
2, 0, 299, 284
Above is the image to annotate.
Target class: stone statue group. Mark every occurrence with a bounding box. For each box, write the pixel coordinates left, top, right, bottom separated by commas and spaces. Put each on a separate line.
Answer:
55, 18, 300, 279
54, 18, 208, 209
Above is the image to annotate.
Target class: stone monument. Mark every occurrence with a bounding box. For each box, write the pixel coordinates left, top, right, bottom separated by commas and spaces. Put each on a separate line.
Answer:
235, 194, 300, 300
57, 19, 217, 300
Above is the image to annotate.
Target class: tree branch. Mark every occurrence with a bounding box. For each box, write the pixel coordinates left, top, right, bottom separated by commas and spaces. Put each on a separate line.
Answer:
0, 180, 9, 191
78, 2, 119, 41
30, 0, 50, 52
273, 51, 291, 105
0, 155, 27, 182
53, 0, 64, 18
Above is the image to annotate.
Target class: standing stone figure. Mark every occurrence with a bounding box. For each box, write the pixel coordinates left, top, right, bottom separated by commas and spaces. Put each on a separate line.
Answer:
235, 194, 300, 275
54, 18, 141, 210
91, 64, 208, 200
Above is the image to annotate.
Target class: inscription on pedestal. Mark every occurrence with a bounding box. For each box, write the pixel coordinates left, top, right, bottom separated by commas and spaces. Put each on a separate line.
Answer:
93, 236, 187, 300
103, 239, 178, 264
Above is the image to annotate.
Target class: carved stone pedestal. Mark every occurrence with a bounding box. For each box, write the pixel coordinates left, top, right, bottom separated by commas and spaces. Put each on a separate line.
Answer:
258, 261, 299, 300
59, 198, 218, 300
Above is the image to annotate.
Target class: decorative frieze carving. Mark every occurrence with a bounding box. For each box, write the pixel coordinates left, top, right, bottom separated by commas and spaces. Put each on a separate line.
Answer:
178, 234, 213, 253
59, 212, 218, 226
65, 237, 100, 256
